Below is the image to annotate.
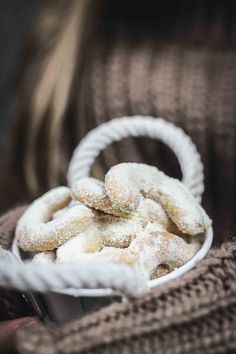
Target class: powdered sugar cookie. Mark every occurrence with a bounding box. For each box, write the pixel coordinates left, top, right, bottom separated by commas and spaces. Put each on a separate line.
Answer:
105, 163, 211, 235
17, 187, 94, 252
128, 231, 193, 279
72, 177, 177, 232
71, 177, 130, 217
57, 211, 142, 263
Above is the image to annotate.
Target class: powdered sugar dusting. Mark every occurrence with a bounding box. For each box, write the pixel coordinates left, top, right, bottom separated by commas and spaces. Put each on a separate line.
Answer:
105, 163, 211, 235
17, 163, 210, 281
72, 177, 130, 217
32, 251, 56, 264
16, 187, 94, 252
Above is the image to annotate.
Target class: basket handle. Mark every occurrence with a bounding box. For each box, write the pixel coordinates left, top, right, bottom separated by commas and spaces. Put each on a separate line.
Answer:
68, 116, 204, 201
1, 247, 148, 297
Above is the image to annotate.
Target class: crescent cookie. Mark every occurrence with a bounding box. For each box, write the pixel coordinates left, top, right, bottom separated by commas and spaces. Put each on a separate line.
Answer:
71, 177, 177, 232
57, 211, 142, 263
129, 231, 194, 279
71, 177, 130, 217
17, 187, 94, 252
105, 163, 211, 236
56, 196, 179, 264
57, 230, 197, 281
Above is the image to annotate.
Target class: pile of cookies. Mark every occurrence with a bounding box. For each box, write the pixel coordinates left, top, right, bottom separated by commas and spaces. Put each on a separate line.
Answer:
16, 163, 212, 280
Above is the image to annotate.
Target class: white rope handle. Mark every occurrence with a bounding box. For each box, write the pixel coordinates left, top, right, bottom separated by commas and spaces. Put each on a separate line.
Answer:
0, 248, 148, 296
68, 116, 204, 201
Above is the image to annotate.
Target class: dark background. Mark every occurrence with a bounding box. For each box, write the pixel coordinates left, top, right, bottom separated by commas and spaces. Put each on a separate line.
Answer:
0, 0, 39, 161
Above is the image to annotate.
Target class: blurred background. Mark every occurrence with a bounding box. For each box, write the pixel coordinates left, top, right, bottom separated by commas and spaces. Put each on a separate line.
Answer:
0, 1, 235, 243
0, 0, 39, 161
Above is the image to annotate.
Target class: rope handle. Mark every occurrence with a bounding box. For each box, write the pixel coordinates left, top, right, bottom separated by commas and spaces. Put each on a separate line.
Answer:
67, 116, 204, 201
1, 247, 148, 297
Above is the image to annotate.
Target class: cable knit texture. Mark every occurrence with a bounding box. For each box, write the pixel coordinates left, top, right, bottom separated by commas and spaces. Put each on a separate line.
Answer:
0, 206, 27, 250
0, 208, 235, 353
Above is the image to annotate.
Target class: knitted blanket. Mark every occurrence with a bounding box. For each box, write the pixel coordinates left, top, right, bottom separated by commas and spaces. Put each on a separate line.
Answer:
0, 207, 236, 353
81, 39, 236, 244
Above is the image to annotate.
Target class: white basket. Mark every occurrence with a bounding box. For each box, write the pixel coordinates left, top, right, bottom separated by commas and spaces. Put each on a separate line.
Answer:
0, 116, 212, 305
67, 116, 213, 293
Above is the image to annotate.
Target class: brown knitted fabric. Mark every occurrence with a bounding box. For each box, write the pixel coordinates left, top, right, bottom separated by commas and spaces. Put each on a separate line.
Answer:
0, 205, 26, 250
0, 206, 37, 321
0, 208, 236, 353
78, 3, 236, 243
17, 239, 236, 354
